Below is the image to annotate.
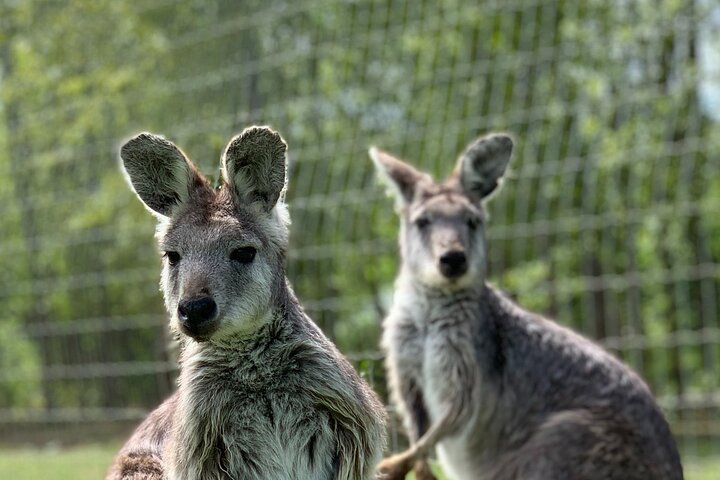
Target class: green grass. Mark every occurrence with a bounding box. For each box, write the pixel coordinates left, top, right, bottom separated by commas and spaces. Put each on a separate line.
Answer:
684, 457, 720, 480
406, 463, 449, 479
405, 459, 720, 480
0, 443, 119, 480
0, 445, 717, 480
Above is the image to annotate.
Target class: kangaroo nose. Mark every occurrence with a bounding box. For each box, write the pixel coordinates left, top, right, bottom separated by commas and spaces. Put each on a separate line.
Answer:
439, 250, 468, 279
178, 296, 217, 336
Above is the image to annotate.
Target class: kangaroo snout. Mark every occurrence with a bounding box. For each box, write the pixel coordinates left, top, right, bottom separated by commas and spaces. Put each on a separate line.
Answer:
178, 295, 218, 339
439, 250, 468, 279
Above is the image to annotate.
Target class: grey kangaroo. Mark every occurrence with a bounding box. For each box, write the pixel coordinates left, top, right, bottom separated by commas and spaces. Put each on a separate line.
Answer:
370, 134, 683, 480
107, 126, 386, 480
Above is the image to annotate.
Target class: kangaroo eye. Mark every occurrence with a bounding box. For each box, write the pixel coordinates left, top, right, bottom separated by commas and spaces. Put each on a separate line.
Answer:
164, 251, 181, 266
415, 217, 431, 229
467, 217, 479, 229
230, 247, 257, 264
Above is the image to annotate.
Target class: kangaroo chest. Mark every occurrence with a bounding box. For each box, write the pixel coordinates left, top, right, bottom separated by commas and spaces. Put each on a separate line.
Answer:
391, 295, 497, 480
398, 298, 481, 424
170, 355, 336, 480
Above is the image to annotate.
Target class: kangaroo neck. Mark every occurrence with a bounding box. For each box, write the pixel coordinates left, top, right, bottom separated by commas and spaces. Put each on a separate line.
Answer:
393, 274, 491, 334
398, 270, 488, 300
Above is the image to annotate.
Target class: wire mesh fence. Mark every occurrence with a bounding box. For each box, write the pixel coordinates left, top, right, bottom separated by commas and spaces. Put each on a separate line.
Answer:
1, 0, 719, 466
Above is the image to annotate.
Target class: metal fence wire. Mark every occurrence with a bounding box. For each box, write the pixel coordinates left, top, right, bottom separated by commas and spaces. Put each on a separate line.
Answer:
0, 0, 719, 462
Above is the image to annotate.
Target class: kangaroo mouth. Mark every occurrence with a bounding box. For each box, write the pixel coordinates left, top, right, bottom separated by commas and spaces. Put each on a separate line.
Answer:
180, 318, 219, 341
439, 264, 468, 279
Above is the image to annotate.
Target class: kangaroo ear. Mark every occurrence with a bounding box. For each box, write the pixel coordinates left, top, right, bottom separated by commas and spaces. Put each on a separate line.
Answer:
369, 147, 429, 208
120, 133, 207, 217
221, 126, 287, 212
456, 133, 513, 202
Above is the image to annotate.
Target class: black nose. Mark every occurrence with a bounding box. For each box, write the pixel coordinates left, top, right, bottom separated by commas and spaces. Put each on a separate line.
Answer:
439, 250, 468, 279
178, 296, 217, 335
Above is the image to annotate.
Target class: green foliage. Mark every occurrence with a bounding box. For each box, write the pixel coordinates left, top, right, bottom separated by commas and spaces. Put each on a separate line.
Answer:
500, 260, 551, 312
0, 323, 42, 409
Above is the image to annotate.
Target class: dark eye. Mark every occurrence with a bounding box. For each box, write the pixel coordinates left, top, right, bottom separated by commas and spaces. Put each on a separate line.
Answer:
165, 251, 181, 266
230, 247, 257, 264
467, 217, 479, 230
415, 217, 430, 229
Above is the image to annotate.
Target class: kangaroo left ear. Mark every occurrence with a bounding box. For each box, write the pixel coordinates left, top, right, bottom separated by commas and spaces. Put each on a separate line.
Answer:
221, 126, 288, 212
456, 133, 513, 202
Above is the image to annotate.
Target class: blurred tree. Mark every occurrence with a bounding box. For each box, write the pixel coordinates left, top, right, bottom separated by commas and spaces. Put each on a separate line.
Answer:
0, 0, 173, 411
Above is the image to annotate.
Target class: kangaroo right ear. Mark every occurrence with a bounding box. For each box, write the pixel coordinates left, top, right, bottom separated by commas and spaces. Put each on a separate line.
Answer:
369, 147, 429, 208
456, 133, 513, 202
221, 126, 288, 212
120, 133, 206, 217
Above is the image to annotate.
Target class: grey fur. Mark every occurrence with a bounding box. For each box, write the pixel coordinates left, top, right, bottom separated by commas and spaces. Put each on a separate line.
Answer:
108, 126, 386, 480
120, 133, 206, 217
371, 136, 683, 480
456, 133, 513, 201
222, 126, 288, 212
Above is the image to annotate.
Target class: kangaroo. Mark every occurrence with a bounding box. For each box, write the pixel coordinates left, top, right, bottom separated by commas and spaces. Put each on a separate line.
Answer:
106, 126, 386, 480
370, 134, 683, 480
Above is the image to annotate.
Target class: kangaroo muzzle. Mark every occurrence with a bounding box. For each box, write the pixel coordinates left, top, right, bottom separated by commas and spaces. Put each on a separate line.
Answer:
178, 295, 219, 340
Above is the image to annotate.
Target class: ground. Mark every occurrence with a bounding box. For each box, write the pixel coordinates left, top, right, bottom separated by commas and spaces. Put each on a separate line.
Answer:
0, 444, 717, 480
0, 444, 118, 480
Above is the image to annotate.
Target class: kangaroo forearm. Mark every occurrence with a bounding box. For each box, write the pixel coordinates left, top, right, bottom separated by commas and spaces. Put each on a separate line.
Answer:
333, 436, 381, 480
412, 412, 453, 457
404, 384, 430, 442
316, 384, 385, 480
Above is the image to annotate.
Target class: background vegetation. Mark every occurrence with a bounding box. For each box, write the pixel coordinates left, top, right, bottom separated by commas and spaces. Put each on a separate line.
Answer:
0, 0, 718, 475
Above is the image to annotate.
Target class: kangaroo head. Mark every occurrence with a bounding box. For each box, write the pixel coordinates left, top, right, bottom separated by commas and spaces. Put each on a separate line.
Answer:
120, 126, 290, 343
370, 133, 513, 290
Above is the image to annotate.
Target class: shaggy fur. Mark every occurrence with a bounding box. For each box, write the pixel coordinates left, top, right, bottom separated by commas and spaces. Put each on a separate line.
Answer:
107, 126, 386, 480
370, 134, 683, 480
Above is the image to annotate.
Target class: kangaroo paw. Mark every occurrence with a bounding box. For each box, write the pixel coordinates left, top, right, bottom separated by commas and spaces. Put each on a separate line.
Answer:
377, 451, 415, 480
